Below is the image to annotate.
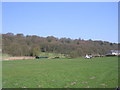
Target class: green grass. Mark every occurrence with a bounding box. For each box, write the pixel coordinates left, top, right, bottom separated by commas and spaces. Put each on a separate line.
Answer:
2, 53, 11, 59
38, 52, 65, 58
2, 57, 118, 88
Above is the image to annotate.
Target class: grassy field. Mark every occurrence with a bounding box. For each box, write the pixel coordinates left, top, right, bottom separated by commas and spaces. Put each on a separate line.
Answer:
2, 57, 118, 88
2, 54, 11, 59
38, 52, 65, 58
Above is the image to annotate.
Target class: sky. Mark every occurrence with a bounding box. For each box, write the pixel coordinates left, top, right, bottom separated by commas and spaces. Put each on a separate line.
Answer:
2, 2, 118, 43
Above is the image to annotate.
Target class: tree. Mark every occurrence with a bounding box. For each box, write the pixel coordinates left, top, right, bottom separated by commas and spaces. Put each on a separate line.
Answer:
32, 47, 40, 56
2, 33, 118, 57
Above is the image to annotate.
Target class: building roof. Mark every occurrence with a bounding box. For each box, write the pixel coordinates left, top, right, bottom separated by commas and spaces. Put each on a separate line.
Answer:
111, 50, 120, 53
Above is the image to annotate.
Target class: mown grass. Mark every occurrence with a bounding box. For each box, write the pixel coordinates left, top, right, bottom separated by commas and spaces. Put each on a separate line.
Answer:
2, 57, 118, 88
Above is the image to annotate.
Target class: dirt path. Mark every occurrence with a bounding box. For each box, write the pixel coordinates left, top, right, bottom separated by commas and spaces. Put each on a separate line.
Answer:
3, 56, 35, 61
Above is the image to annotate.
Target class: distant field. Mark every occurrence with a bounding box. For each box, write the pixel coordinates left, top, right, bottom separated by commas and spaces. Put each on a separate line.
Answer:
2, 57, 118, 88
2, 54, 11, 59
2, 52, 65, 60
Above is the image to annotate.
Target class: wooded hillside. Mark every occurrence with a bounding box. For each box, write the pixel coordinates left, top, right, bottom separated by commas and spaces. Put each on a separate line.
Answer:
2, 33, 118, 58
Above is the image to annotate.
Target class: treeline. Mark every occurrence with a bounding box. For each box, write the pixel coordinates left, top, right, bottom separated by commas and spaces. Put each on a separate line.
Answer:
2, 33, 118, 58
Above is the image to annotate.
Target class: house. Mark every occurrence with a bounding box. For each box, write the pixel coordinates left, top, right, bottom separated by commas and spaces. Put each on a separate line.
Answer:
110, 50, 120, 56
106, 50, 120, 56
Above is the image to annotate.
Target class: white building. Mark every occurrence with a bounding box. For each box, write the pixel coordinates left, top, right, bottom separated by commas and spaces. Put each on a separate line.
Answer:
110, 50, 120, 56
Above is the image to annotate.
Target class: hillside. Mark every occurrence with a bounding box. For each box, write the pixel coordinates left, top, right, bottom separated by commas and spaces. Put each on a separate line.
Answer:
2, 33, 118, 57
